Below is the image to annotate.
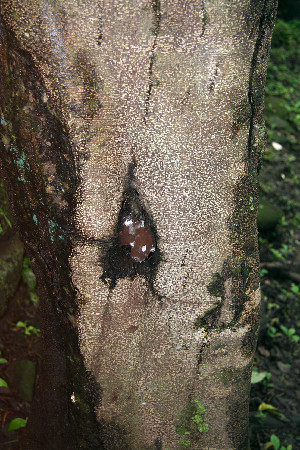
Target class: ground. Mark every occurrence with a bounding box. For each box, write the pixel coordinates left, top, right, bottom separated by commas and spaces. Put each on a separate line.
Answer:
249, 19, 300, 450
0, 260, 40, 448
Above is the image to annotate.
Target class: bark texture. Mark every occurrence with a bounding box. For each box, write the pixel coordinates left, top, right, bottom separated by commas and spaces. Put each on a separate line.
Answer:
0, 0, 277, 448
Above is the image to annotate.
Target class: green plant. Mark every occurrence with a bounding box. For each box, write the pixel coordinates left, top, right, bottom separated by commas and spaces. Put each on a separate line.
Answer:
262, 371, 273, 388
8, 417, 28, 431
270, 243, 292, 262
256, 403, 285, 422
260, 268, 269, 277
251, 368, 268, 384
281, 283, 300, 299
264, 433, 292, 450
279, 325, 300, 343
16, 320, 40, 337
267, 315, 281, 338
0, 351, 8, 365
266, 301, 280, 311
251, 368, 273, 387
0, 377, 8, 388
290, 283, 300, 296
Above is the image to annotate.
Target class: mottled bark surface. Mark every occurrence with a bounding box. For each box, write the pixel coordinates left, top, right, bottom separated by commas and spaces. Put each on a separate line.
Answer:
0, 0, 277, 448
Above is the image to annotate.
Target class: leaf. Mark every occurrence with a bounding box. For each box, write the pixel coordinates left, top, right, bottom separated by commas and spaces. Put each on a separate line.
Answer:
258, 346, 270, 357
277, 361, 291, 373
270, 434, 281, 450
251, 371, 268, 384
258, 402, 277, 412
0, 357, 8, 364
0, 377, 8, 388
280, 325, 289, 334
291, 283, 300, 295
8, 417, 28, 431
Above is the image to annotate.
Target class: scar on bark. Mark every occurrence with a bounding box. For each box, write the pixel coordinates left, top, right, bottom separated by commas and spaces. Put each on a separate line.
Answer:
208, 62, 219, 92
100, 161, 162, 292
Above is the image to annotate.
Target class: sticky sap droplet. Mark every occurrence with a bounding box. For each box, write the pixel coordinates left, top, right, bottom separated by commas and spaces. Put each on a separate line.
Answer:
120, 216, 155, 262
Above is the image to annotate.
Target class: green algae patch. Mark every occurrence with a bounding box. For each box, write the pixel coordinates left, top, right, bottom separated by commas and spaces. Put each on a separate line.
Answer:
207, 273, 225, 297
176, 398, 208, 447
194, 302, 221, 330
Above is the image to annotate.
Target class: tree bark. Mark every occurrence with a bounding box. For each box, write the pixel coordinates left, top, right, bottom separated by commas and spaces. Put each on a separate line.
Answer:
0, 0, 277, 448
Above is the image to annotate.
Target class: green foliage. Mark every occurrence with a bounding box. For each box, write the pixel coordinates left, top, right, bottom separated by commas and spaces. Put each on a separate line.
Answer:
7, 417, 28, 431
264, 434, 293, 450
251, 368, 268, 384
0, 351, 8, 365
0, 377, 8, 388
290, 283, 300, 296
252, 17, 300, 450
251, 367, 273, 388
263, 20, 300, 166
16, 320, 40, 337
266, 318, 300, 344
269, 244, 292, 262
266, 20, 300, 137
256, 402, 285, 422
279, 325, 300, 343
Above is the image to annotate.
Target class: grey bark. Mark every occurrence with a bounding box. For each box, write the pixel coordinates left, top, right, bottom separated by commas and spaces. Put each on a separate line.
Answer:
0, 0, 277, 448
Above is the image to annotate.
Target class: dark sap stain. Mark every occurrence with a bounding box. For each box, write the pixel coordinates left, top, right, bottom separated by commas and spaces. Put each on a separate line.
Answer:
99, 169, 162, 294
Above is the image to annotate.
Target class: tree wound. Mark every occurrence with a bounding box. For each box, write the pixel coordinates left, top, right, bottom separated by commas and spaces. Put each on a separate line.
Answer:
100, 189, 161, 290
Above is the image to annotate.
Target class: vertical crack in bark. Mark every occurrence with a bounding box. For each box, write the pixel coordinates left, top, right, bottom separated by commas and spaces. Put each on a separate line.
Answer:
97, 1, 104, 45
247, 2, 266, 162
144, 0, 161, 122
197, 333, 209, 368
247, 0, 277, 164
97, 17, 103, 46
200, 0, 207, 38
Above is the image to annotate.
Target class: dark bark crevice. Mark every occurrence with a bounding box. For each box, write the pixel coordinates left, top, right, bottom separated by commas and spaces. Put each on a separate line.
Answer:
200, 0, 208, 38
247, 0, 278, 167
144, 0, 161, 122
97, 3, 103, 46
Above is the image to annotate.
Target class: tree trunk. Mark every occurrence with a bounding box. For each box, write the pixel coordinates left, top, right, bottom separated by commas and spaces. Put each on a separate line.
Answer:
0, 1, 277, 448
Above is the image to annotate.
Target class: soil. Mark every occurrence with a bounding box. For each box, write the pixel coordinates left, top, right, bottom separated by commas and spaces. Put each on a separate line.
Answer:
249, 152, 300, 449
